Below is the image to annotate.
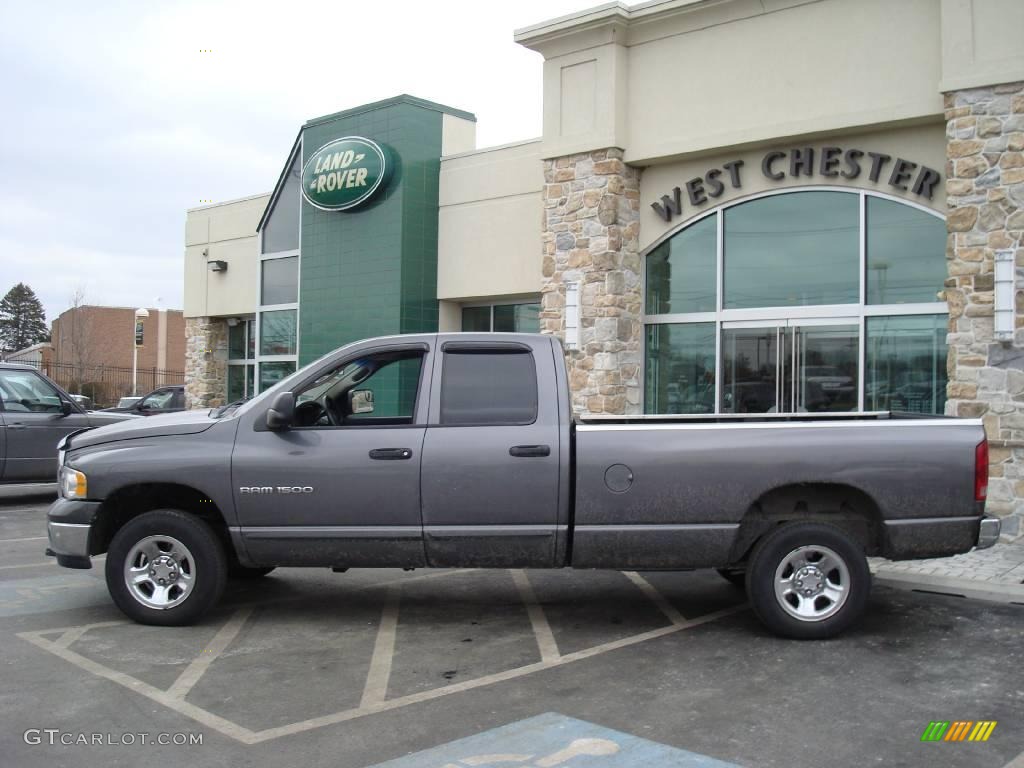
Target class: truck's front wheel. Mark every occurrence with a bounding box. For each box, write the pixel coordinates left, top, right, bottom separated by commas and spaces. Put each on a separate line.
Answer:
105, 510, 227, 626
746, 522, 870, 640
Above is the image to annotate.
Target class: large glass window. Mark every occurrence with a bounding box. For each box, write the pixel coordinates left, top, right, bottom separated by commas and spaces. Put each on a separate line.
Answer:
866, 197, 947, 305
644, 190, 948, 415
227, 319, 255, 402
259, 361, 296, 392
461, 302, 541, 333
724, 191, 859, 309
646, 215, 716, 314
261, 256, 298, 305
644, 324, 716, 414
260, 309, 297, 356
262, 155, 301, 254
866, 315, 948, 414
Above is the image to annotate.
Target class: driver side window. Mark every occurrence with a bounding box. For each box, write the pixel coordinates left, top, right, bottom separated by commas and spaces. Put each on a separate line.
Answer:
292, 350, 425, 428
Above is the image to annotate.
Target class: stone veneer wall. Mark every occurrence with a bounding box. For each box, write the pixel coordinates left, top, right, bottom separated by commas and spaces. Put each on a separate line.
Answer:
540, 148, 642, 415
945, 81, 1024, 538
184, 317, 228, 409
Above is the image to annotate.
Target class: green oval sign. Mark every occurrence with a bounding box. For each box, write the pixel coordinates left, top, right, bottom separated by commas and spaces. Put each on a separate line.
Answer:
301, 137, 390, 211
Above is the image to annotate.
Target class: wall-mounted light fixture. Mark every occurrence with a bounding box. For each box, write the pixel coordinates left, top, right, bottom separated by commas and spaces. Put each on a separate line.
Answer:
994, 249, 1015, 343
564, 281, 580, 350
208, 260, 228, 272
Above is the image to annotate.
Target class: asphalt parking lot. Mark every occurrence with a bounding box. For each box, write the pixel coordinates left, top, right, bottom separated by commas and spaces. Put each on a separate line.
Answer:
1, 485, 1022, 768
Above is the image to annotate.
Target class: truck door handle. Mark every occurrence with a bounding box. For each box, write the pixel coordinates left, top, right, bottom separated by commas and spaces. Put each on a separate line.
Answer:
6, 423, 26, 430
369, 448, 413, 460
509, 444, 551, 458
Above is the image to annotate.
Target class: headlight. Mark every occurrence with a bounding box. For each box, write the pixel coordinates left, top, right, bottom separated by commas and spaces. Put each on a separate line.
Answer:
59, 467, 88, 499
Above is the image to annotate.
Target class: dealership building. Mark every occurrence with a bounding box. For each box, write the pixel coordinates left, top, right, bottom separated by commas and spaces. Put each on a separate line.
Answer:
184, 0, 1024, 534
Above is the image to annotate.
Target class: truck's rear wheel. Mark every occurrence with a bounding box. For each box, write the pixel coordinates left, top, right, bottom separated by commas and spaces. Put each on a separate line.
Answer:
746, 522, 869, 640
105, 509, 227, 626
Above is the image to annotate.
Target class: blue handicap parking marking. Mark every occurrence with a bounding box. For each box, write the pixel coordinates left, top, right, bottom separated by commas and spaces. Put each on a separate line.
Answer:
367, 712, 742, 768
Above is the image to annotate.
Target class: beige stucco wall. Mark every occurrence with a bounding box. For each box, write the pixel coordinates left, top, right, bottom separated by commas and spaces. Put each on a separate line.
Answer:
441, 113, 477, 156
640, 122, 948, 249
183, 194, 269, 319
438, 140, 543, 301
940, 0, 1024, 92
518, 0, 951, 164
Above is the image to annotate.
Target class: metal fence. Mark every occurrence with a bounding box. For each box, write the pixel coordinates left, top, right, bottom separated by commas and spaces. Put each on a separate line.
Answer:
11, 360, 184, 408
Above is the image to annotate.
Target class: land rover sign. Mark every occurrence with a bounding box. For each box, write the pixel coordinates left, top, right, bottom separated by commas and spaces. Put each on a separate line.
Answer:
301, 137, 390, 211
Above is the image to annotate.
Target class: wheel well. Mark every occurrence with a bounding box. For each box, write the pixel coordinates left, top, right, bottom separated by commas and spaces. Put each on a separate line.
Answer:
90, 483, 233, 558
728, 483, 884, 564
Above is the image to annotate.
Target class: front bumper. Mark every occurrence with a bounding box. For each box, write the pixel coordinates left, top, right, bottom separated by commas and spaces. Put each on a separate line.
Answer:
46, 498, 102, 569
977, 515, 1001, 550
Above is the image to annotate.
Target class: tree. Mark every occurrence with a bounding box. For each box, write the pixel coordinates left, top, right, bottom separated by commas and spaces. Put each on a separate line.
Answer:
0, 283, 48, 355
60, 287, 95, 395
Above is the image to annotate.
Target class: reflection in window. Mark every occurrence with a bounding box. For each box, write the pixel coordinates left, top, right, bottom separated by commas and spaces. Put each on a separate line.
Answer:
724, 192, 859, 309
646, 215, 716, 314
866, 315, 947, 414
866, 197, 946, 305
259, 361, 296, 392
461, 303, 541, 333
260, 309, 297, 356
644, 323, 716, 414
461, 306, 490, 332
261, 256, 299, 306
262, 155, 300, 254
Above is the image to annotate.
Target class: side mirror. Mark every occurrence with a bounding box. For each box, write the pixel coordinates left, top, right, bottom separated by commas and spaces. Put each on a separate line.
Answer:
266, 391, 295, 430
349, 389, 374, 415
60, 401, 74, 416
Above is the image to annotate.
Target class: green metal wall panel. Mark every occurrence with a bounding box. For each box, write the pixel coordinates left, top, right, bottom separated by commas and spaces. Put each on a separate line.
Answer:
297, 98, 447, 365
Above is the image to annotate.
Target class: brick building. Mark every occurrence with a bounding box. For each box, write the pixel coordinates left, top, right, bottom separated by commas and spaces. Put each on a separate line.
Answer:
51, 305, 184, 377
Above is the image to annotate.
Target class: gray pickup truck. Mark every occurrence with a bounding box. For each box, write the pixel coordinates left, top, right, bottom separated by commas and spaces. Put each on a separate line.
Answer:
46, 333, 999, 639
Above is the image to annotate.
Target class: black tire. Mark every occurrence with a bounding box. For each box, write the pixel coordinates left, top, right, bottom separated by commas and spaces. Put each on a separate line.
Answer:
105, 509, 227, 626
229, 564, 276, 579
716, 567, 747, 589
746, 522, 870, 640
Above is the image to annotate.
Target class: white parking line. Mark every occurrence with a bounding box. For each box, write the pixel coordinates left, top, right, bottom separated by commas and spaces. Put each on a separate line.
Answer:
623, 571, 689, 626
512, 569, 560, 662
16, 569, 748, 746
0, 561, 54, 570
360, 586, 400, 708
0, 536, 47, 543
167, 607, 254, 700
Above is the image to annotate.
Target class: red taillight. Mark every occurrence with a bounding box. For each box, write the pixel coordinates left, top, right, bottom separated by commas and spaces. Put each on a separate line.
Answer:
975, 439, 989, 502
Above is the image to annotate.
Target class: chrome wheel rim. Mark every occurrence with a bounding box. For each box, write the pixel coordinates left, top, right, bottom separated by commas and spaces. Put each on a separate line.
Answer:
773, 544, 849, 622
123, 535, 196, 610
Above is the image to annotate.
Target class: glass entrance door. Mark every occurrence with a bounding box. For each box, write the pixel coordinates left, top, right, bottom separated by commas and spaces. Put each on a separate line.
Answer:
721, 320, 859, 413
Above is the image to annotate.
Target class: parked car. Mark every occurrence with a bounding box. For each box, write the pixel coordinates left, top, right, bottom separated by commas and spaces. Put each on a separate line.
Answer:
101, 385, 185, 416
46, 333, 998, 639
0, 363, 134, 483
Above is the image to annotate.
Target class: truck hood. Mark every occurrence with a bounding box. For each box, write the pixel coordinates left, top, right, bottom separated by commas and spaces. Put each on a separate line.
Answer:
69, 409, 217, 450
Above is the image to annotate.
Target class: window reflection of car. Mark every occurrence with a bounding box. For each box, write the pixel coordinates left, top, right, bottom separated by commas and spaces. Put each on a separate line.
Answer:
802, 366, 853, 391
100, 386, 185, 416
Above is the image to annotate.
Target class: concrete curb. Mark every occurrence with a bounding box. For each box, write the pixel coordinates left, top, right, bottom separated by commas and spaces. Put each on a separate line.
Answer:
872, 569, 1024, 605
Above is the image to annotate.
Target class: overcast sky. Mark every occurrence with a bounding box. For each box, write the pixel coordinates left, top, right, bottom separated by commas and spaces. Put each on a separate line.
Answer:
0, 0, 588, 323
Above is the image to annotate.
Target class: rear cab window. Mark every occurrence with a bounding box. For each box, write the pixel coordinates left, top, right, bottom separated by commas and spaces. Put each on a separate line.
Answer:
439, 348, 538, 426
